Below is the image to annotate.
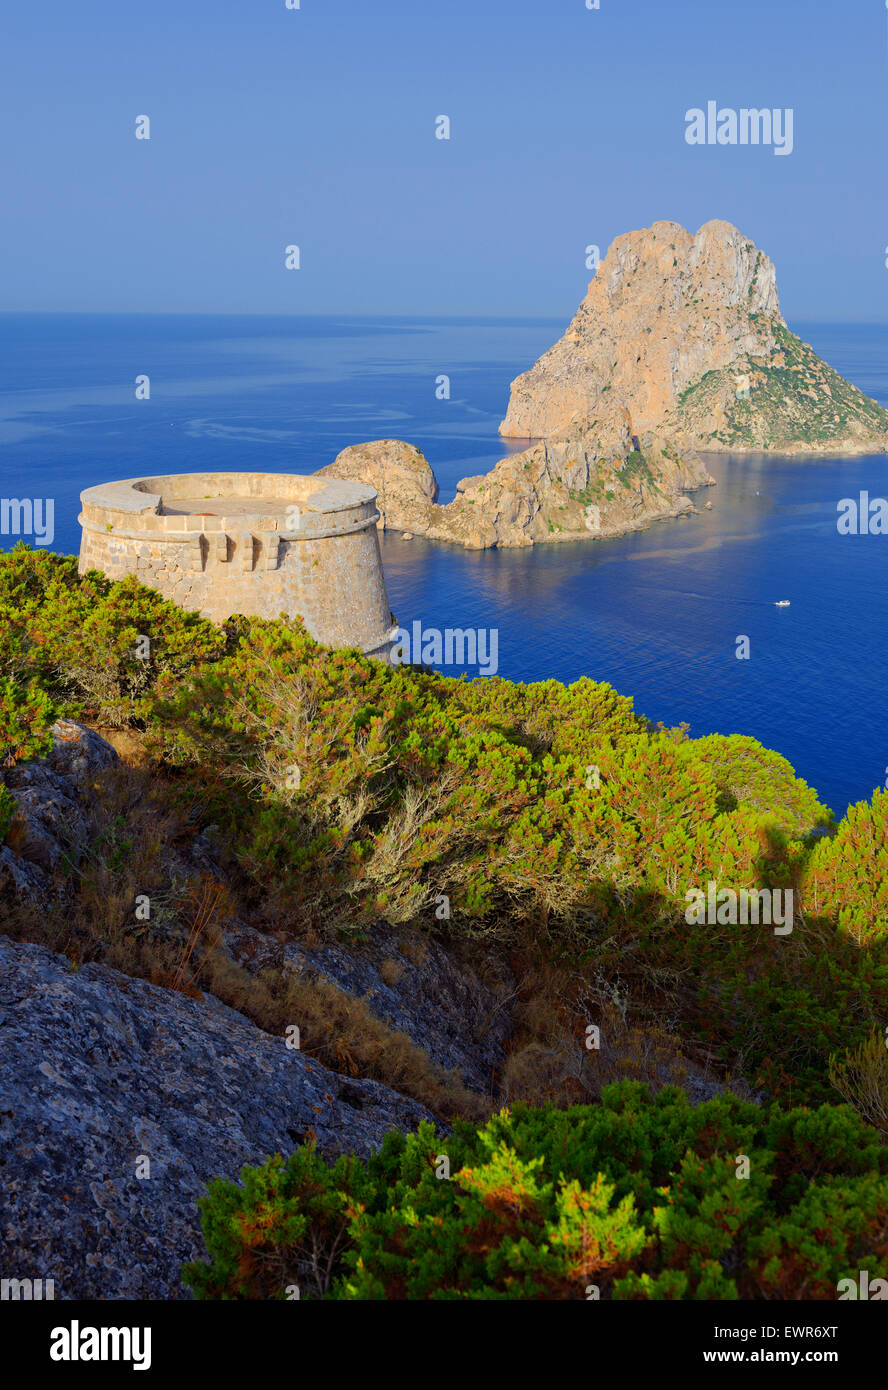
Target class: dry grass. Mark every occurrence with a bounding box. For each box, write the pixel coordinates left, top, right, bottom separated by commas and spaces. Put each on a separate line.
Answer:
199, 953, 486, 1121
3, 734, 728, 1126
829, 1030, 888, 1134
397, 934, 429, 966
160, 878, 229, 997
88, 724, 153, 766
5, 760, 196, 961
379, 957, 406, 987
4, 814, 30, 856
494, 945, 721, 1108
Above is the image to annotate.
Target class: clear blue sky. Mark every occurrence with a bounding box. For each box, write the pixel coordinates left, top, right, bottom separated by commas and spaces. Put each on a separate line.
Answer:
2, 0, 885, 319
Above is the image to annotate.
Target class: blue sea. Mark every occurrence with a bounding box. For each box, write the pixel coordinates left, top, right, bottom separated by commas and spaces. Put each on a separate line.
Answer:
1, 312, 887, 819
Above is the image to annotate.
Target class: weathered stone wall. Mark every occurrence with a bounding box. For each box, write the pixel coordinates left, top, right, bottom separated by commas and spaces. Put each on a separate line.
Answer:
78, 472, 396, 658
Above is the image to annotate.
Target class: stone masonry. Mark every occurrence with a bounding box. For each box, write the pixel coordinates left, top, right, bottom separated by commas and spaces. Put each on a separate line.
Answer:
78, 472, 397, 659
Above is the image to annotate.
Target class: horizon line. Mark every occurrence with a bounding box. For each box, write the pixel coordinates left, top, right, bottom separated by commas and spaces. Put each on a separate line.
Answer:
1, 309, 887, 327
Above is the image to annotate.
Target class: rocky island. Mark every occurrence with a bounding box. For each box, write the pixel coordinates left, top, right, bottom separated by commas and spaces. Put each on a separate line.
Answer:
500, 218, 888, 454
319, 220, 888, 549
317, 411, 711, 550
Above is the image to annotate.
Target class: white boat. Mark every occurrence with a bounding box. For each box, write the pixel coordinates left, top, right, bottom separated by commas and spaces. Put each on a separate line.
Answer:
775, 600, 790, 607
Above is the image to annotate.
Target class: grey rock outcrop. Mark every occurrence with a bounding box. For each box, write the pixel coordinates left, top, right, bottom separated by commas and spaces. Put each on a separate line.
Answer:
0, 720, 119, 902
0, 935, 438, 1300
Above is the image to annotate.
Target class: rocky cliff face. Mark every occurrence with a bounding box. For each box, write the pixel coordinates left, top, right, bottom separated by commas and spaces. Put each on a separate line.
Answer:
0, 934, 440, 1299
0, 719, 119, 903
499, 219, 888, 454
313, 409, 711, 551
308, 221, 887, 553
309, 219, 888, 551
422, 409, 711, 549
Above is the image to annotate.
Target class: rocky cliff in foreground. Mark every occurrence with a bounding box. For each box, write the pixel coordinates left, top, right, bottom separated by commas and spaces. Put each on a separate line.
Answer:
0, 934, 439, 1299
500, 219, 888, 454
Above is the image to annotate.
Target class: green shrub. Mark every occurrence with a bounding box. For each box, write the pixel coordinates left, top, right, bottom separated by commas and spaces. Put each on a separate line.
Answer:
184, 1145, 376, 1300
0, 784, 17, 841
185, 1084, 888, 1300
803, 791, 888, 944
0, 545, 228, 725
690, 732, 832, 835
0, 676, 57, 767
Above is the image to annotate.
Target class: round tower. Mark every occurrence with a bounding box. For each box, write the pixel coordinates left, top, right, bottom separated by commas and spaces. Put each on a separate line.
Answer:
78, 471, 397, 660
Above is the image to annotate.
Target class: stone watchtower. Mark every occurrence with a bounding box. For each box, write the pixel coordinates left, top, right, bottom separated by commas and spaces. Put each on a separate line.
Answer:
78, 471, 397, 660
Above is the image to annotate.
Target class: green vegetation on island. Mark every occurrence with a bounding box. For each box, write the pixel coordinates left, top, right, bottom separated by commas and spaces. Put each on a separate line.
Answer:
676, 323, 888, 451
